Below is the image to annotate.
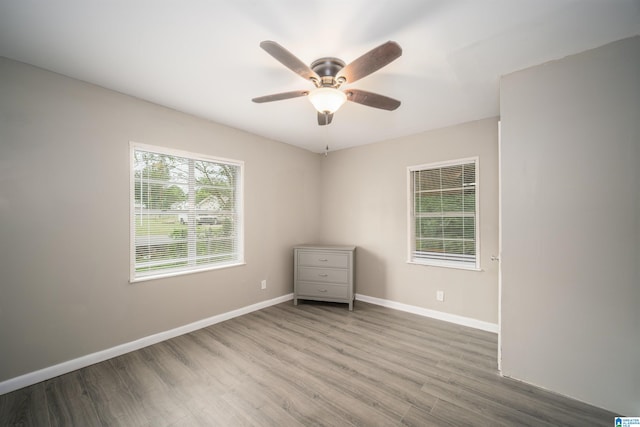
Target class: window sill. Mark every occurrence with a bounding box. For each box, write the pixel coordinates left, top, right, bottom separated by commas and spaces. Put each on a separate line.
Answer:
406, 260, 481, 272
130, 260, 246, 283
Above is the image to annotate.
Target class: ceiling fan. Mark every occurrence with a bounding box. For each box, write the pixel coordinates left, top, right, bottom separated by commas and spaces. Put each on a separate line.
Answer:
252, 40, 402, 125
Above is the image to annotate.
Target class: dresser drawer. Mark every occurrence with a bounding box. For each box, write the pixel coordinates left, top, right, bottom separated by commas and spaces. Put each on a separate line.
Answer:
298, 266, 348, 284
296, 282, 348, 299
298, 251, 349, 268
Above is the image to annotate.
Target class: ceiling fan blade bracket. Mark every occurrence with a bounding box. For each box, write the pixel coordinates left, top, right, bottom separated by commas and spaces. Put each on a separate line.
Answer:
320, 76, 337, 88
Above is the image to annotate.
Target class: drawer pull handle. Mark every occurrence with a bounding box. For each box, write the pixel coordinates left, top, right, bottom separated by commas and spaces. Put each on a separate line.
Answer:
318, 273, 328, 277
319, 289, 328, 293
318, 258, 328, 262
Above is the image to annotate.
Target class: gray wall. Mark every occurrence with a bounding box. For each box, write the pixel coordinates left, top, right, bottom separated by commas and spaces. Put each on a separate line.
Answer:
319, 118, 499, 324
0, 57, 322, 382
500, 36, 640, 415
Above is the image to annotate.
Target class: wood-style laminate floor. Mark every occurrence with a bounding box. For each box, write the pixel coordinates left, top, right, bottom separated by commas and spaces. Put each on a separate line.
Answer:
1, 301, 617, 426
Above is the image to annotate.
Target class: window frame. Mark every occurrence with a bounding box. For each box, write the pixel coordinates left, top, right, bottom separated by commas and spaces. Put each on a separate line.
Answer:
407, 157, 480, 271
129, 142, 245, 283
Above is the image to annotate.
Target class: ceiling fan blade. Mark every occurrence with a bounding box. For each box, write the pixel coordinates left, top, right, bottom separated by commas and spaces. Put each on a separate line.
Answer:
252, 90, 309, 103
337, 41, 402, 84
317, 112, 333, 126
346, 89, 401, 111
260, 40, 320, 83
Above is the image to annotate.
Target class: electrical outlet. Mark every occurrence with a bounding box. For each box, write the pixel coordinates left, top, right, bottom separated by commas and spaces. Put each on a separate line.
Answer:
261, 279, 267, 290
436, 290, 444, 302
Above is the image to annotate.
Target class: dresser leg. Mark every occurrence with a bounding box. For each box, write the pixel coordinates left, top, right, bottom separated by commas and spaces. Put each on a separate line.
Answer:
294, 298, 298, 306
349, 300, 353, 311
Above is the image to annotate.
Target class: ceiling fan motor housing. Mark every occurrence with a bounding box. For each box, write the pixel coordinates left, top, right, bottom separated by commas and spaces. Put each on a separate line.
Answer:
311, 57, 345, 87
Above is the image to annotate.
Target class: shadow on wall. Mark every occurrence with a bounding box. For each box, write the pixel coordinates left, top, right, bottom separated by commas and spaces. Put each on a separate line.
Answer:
355, 247, 387, 299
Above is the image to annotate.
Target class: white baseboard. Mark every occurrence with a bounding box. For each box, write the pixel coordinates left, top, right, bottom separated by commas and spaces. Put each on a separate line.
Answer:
1, 292, 496, 396
0, 293, 294, 396
355, 293, 499, 333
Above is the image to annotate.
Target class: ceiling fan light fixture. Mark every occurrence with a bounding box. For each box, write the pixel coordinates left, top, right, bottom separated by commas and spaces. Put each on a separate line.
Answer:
308, 87, 347, 114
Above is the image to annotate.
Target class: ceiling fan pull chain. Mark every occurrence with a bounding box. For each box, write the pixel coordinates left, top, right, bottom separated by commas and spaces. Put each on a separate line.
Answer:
325, 114, 330, 156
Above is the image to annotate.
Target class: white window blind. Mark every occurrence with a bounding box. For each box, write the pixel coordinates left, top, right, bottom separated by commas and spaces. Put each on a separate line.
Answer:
131, 143, 243, 281
409, 158, 478, 269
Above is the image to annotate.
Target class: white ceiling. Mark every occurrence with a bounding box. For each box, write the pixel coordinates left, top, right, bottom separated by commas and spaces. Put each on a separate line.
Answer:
1, 1, 639, 153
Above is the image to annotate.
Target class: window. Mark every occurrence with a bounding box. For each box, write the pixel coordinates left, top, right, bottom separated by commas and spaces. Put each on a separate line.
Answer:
130, 143, 244, 281
408, 158, 479, 269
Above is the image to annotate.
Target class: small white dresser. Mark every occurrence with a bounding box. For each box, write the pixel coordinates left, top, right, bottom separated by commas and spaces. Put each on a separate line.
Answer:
294, 245, 356, 311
